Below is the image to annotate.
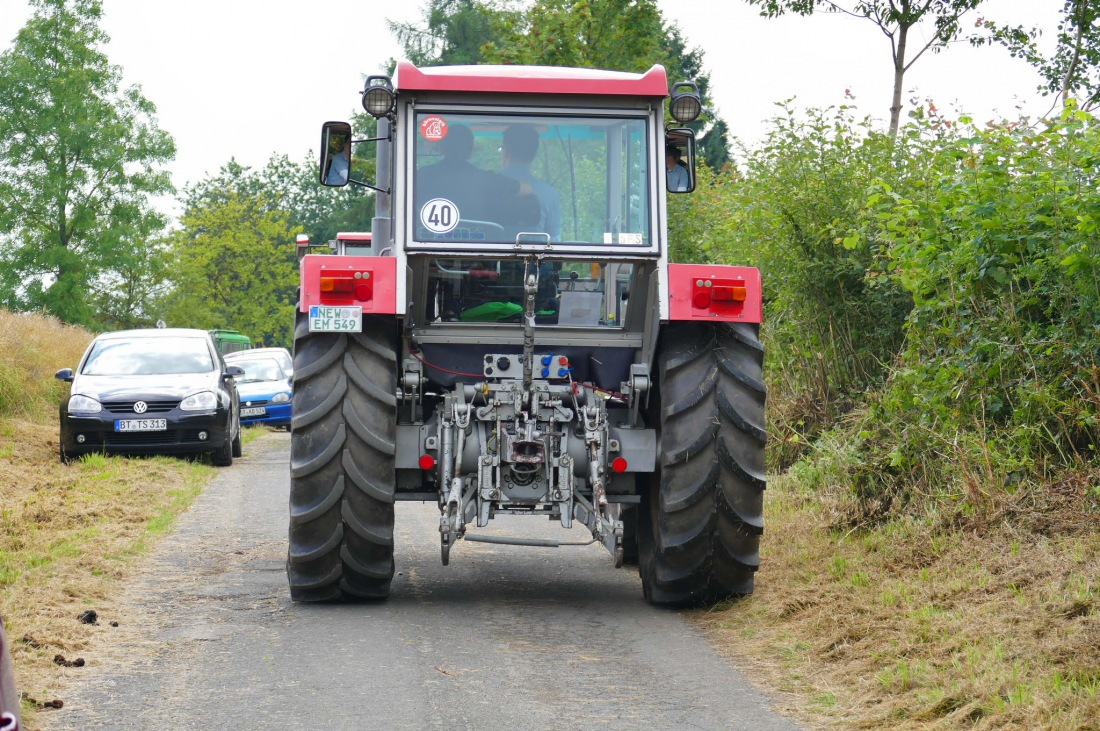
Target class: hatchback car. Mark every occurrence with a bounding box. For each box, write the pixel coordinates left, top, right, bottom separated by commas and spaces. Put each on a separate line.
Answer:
233, 357, 292, 429
225, 347, 293, 379
56, 328, 243, 465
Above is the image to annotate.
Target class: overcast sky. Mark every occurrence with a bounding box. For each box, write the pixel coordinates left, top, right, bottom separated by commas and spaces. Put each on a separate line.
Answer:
0, 0, 1061, 214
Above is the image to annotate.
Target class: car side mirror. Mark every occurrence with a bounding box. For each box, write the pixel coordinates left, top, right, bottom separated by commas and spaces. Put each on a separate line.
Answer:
225, 366, 245, 378
55, 368, 74, 382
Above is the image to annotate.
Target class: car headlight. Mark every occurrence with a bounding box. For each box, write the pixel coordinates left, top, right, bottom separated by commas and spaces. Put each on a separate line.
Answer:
271, 392, 291, 403
180, 391, 217, 411
68, 394, 102, 413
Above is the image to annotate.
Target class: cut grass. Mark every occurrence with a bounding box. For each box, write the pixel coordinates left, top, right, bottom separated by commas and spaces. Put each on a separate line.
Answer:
695, 473, 1100, 730
0, 418, 213, 729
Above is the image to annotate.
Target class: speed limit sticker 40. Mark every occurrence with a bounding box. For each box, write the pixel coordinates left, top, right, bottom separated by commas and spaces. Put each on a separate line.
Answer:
420, 198, 460, 234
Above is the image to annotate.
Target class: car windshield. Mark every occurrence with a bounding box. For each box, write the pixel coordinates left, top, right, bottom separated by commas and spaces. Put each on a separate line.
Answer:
234, 359, 286, 383
82, 337, 215, 376
413, 111, 651, 247
231, 350, 292, 372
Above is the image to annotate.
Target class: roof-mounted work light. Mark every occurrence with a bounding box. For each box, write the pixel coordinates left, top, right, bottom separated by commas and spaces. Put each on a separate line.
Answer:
669, 81, 702, 124
362, 75, 395, 118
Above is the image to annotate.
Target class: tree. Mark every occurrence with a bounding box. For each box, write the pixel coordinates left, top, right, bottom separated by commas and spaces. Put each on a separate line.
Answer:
660, 24, 730, 169
480, 0, 665, 70
978, 0, 1100, 112
744, 0, 983, 136
0, 0, 174, 326
388, 0, 507, 66
186, 111, 377, 255
162, 187, 299, 347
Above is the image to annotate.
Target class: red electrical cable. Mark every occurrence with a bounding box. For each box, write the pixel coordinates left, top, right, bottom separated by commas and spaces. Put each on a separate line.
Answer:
408, 347, 484, 379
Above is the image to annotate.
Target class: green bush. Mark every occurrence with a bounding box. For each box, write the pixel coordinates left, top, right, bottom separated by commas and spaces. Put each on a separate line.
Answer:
853, 110, 1100, 498
672, 101, 1100, 522
670, 104, 916, 468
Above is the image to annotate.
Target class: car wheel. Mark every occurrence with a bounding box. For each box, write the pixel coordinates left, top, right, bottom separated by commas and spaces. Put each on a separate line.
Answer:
211, 431, 234, 467
231, 416, 243, 458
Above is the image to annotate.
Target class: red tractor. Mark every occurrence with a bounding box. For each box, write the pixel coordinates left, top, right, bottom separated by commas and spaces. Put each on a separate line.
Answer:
289, 62, 765, 606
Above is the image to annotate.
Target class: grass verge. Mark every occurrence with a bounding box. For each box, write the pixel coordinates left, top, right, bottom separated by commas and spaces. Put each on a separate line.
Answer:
696, 473, 1100, 730
0, 418, 215, 729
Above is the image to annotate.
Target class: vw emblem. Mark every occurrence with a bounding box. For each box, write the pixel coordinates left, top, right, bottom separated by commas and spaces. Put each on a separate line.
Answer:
133, 401, 148, 414
245, 401, 252, 407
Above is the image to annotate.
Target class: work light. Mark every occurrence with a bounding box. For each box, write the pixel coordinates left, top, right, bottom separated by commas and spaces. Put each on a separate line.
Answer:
669, 81, 702, 124
362, 76, 395, 118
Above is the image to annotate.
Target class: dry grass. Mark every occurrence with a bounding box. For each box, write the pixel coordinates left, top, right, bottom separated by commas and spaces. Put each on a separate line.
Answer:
696, 473, 1100, 730
0, 419, 212, 728
0, 310, 219, 729
0, 310, 94, 420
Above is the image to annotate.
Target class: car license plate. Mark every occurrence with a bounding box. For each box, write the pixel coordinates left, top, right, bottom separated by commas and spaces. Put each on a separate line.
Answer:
309, 305, 362, 332
241, 406, 266, 417
115, 419, 167, 432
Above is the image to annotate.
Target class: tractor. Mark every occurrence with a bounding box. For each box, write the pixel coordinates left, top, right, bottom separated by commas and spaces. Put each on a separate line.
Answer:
288, 61, 765, 606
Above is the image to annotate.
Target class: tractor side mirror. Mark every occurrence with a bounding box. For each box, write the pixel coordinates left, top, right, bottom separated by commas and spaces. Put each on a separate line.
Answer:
320, 121, 352, 187
665, 128, 697, 194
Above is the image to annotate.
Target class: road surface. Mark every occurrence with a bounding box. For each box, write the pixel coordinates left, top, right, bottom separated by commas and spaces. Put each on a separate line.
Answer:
48, 433, 801, 731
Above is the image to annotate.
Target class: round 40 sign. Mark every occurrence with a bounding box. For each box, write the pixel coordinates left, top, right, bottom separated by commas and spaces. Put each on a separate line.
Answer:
420, 198, 460, 234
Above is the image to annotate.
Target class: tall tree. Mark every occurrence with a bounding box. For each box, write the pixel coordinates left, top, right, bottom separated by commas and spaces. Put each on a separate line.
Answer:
388, 0, 507, 66
744, 0, 983, 136
186, 112, 376, 255
161, 187, 299, 347
481, 0, 664, 71
977, 0, 1100, 112
0, 0, 174, 326
660, 24, 730, 169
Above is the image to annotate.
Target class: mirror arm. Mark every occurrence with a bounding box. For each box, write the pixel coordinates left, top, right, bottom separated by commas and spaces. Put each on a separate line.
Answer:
345, 127, 392, 192
348, 179, 390, 194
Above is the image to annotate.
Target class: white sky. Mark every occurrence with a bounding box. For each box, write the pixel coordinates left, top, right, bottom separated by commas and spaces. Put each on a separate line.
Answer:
0, 0, 1060, 211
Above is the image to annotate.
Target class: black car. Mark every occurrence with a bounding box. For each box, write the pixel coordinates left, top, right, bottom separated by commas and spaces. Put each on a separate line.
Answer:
56, 328, 244, 465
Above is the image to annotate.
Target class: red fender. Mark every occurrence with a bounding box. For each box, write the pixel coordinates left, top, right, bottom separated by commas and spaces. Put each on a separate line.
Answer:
298, 255, 397, 314
667, 263, 762, 324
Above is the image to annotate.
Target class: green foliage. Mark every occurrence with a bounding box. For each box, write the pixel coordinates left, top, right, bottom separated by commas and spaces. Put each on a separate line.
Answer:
674, 103, 914, 466
183, 136, 374, 255
743, 0, 983, 135
977, 0, 1100, 111
388, 0, 505, 66
161, 186, 299, 348
0, 0, 174, 328
481, 0, 666, 71
745, 102, 1098, 527
841, 110, 1100, 509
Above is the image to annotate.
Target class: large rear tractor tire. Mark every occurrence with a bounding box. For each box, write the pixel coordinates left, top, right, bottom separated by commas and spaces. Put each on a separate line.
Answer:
639, 322, 767, 606
287, 311, 399, 601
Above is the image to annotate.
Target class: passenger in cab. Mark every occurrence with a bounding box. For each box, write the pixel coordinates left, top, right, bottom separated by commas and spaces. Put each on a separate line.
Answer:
418, 125, 533, 228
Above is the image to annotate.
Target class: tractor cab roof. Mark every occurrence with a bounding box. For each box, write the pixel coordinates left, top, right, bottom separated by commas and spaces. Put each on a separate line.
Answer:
393, 61, 669, 98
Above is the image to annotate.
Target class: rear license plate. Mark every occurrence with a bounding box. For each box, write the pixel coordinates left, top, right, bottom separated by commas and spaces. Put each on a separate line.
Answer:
309, 305, 362, 332
115, 419, 167, 432
241, 407, 266, 417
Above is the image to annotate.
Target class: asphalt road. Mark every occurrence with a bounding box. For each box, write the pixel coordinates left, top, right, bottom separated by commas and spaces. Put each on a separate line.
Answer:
48, 433, 802, 731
